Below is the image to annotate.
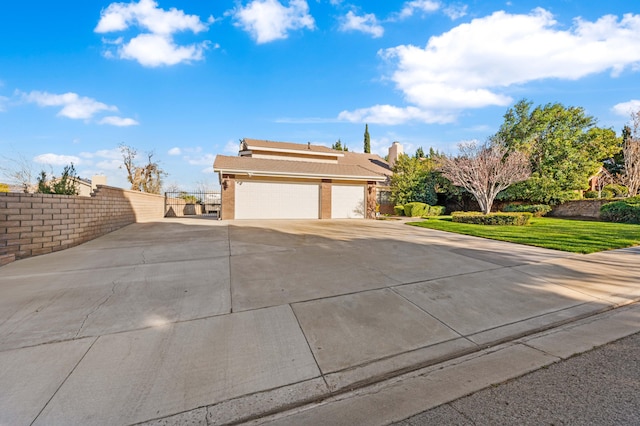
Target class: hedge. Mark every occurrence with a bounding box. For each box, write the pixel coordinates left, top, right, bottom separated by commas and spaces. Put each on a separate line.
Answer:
452, 211, 533, 226
503, 204, 551, 217
600, 196, 640, 224
394, 205, 405, 216
400, 202, 446, 217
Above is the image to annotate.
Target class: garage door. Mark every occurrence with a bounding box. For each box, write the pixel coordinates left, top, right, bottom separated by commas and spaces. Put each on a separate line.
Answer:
235, 181, 320, 219
331, 184, 365, 219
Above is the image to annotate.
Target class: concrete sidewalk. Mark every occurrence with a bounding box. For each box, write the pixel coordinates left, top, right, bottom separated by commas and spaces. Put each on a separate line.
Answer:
1, 218, 639, 425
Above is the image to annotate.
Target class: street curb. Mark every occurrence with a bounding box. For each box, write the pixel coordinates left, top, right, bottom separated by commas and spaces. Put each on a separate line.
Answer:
137, 300, 640, 426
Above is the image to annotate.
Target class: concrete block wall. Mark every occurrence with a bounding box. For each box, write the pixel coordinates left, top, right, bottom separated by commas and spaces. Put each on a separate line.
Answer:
0, 186, 164, 260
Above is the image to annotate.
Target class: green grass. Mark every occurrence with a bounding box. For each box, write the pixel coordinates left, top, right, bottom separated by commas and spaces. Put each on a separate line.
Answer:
408, 216, 640, 254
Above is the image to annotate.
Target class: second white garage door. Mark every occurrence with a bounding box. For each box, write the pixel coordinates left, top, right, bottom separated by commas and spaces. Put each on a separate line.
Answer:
235, 181, 320, 219
331, 184, 365, 219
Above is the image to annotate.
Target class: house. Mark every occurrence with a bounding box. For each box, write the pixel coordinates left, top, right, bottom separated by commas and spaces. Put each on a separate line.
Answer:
213, 138, 396, 219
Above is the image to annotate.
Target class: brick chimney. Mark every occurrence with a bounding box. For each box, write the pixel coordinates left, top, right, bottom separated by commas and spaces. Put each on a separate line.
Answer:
388, 141, 403, 169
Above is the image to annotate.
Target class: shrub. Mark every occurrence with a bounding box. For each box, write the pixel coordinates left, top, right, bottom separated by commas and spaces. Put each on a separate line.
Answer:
404, 202, 429, 217
584, 190, 598, 199
394, 205, 405, 216
425, 205, 446, 216
0, 183, 9, 193
603, 184, 628, 198
452, 211, 533, 226
600, 196, 640, 224
503, 204, 551, 217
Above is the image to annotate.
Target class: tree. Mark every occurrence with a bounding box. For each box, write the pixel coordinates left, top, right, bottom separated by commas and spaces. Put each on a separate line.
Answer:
364, 124, 370, 154
414, 147, 425, 159
0, 152, 35, 193
390, 154, 438, 205
623, 111, 640, 197
331, 139, 348, 151
36, 163, 79, 195
120, 143, 167, 194
439, 139, 531, 214
496, 100, 621, 204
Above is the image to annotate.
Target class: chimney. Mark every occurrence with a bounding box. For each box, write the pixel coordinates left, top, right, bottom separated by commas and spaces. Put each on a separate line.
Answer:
388, 141, 403, 169
91, 175, 107, 191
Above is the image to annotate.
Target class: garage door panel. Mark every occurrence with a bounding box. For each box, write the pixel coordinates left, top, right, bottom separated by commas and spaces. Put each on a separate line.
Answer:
235, 181, 319, 219
332, 185, 365, 219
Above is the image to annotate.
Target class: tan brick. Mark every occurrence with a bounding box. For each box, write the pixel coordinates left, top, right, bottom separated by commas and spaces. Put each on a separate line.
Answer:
0, 233, 20, 241
21, 220, 43, 227
33, 214, 53, 221
20, 243, 43, 251
31, 247, 53, 256
42, 241, 61, 248
43, 230, 60, 237
7, 214, 33, 221
32, 225, 53, 232
32, 236, 53, 244
7, 202, 32, 209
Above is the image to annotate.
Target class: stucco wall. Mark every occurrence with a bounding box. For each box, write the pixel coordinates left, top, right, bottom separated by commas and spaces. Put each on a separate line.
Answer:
1, 186, 164, 260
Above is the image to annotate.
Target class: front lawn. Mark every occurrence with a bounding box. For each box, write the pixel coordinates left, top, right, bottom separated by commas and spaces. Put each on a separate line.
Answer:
408, 216, 640, 254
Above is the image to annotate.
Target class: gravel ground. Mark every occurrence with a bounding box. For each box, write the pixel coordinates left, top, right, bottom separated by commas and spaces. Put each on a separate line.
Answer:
394, 332, 640, 426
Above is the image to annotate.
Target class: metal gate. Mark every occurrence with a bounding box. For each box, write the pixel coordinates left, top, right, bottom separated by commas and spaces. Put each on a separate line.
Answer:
164, 191, 222, 218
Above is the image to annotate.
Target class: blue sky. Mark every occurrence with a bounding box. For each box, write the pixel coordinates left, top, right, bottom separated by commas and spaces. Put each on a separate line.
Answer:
1, 0, 639, 190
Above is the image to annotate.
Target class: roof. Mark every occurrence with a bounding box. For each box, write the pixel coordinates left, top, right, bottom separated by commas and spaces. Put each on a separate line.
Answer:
242, 138, 337, 154
214, 155, 387, 181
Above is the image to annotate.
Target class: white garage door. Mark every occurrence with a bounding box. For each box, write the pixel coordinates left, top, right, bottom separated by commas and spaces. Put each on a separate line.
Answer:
235, 181, 320, 219
331, 184, 365, 219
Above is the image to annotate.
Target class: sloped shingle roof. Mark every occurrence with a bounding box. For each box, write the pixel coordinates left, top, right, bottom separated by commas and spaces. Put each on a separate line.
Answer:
214, 155, 387, 181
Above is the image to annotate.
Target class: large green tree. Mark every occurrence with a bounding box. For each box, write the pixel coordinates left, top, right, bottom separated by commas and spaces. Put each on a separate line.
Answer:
363, 124, 370, 154
496, 100, 621, 203
390, 153, 438, 205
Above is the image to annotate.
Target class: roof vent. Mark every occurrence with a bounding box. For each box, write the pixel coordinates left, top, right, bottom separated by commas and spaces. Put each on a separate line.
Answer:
307, 142, 311, 149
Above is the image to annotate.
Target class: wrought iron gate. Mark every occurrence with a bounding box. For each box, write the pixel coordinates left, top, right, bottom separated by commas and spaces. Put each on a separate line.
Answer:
164, 191, 222, 218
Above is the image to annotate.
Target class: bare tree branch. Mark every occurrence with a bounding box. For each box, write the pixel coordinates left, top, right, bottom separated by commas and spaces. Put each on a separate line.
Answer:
623, 111, 640, 197
439, 139, 531, 214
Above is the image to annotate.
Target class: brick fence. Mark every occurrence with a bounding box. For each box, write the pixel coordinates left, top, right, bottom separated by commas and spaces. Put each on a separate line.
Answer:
1, 186, 165, 262
549, 199, 611, 219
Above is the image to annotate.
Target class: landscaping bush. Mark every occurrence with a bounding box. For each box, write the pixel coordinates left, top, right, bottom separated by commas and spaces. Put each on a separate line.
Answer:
600, 196, 640, 224
503, 204, 551, 217
425, 205, 446, 216
452, 211, 533, 225
404, 202, 429, 217
394, 205, 405, 216
603, 184, 628, 198
584, 190, 598, 199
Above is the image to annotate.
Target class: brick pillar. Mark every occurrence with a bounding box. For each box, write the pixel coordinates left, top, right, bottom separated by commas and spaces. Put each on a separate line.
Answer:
320, 179, 332, 219
221, 175, 235, 220
366, 182, 377, 219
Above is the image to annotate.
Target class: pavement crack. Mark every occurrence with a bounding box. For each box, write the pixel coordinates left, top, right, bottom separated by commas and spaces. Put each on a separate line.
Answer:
74, 281, 118, 339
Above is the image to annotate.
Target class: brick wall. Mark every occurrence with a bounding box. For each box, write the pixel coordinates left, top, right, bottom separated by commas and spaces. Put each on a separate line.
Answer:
1, 186, 165, 260
550, 199, 611, 219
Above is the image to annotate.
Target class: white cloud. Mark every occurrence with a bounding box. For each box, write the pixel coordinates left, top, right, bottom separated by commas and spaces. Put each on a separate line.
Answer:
96, 0, 209, 34
338, 104, 455, 125
80, 149, 121, 160
118, 34, 209, 67
443, 4, 467, 20
341, 9, 640, 125
22, 91, 117, 119
34, 153, 82, 166
96, 0, 212, 67
612, 100, 640, 117
224, 140, 240, 154
168, 147, 182, 155
98, 116, 139, 126
0, 95, 8, 112
339, 11, 384, 38
187, 153, 216, 166
395, 0, 440, 20
232, 0, 315, 44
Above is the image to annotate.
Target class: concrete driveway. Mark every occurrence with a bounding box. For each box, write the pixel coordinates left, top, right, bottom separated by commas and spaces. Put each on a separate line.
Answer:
1, 218, 639, 425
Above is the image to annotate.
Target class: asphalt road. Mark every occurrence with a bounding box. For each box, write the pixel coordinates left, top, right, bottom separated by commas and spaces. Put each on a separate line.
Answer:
394, 332, 640, 426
